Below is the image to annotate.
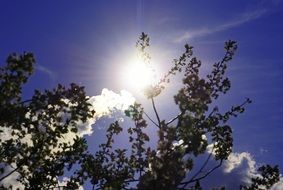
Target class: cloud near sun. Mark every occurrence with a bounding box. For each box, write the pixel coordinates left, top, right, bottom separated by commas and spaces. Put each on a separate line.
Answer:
60, 88, 136, 137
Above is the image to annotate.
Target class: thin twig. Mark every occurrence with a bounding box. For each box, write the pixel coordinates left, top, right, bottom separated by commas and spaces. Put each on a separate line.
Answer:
166, 112, 182, 125
20, 99, 32, 105
124, 179, 139, 183
186, 145, 215, 184
151, 98, 161, 127
179, 159, 223, 189
0, 166, 20, 182
143, 111, 159, 127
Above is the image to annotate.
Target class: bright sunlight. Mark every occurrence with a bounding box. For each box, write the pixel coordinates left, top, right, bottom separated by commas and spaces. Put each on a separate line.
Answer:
121, 54, 158, 92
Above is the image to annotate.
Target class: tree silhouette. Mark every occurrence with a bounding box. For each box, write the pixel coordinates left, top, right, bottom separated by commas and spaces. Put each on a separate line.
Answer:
0, 33, 280, 189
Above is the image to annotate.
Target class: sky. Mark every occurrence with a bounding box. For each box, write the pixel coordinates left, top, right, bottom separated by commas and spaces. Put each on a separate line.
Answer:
0, 0, 283, 189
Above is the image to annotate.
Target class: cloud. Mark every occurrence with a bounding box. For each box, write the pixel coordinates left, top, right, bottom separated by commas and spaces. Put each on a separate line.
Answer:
272, 177, 283, 190
196, 148, 282, 189
89, 88, 136, 120
194, 151, 257, 189
155, 17, 180, 25
56, 177, 84, 190
175, 9, 267, 43
223, 152, 257, 184
259, 147, 268, 155
1, 88, 135, 145
0, 169, 84, 190
0, 163, 25, 190
36, 64, 56, 80
64, 88, 135, 137
221, 151, 283, 189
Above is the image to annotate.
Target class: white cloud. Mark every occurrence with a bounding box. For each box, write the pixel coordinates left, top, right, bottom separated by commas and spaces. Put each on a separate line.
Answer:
48, 88, 135, 139
223, 152, 256, 173
89, 88, 135, 119
0, 168, 84, 190
223, 152, 257, 184
198, 151, 258, 189
74, 88, 135, 135
0, 125, 33, 147
0, 163, 25, 190
272, 177, 283, 190
197, 148, 282, 189
175, 9, 267, 43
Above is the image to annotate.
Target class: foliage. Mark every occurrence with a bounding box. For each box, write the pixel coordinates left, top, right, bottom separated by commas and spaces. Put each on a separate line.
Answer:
240, 165, 280, 190
0, 53, 94, 189
0, 33, 280, 189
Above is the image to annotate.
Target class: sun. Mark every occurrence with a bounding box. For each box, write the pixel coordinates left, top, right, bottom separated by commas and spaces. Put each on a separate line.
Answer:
121, 55, 158, 92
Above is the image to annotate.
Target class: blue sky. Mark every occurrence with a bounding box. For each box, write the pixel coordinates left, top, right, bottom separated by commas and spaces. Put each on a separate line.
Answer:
1, 0, 283, 189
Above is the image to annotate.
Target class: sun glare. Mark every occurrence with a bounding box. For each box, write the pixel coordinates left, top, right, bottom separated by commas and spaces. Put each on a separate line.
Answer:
121, 55, 157, 92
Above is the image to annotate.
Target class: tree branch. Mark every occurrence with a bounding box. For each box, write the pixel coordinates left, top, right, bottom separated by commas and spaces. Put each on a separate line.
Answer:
20, 99, 32, 105
166, 105, 219, 127
192, 160, 223, 182
186, 145, 215, 184
143, 111, 159, 127
0, 141, 47, 183
0, 165, 20, 182
124, 179, 139, 183
166, 112, 182, 125
179, 159, 223, 189
151, 98, 161, 127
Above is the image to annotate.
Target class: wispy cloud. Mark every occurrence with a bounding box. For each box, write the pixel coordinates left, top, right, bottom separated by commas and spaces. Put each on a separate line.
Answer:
175, 9, 268, 43
156, 17, 180, 25
36, 65, 56, 80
